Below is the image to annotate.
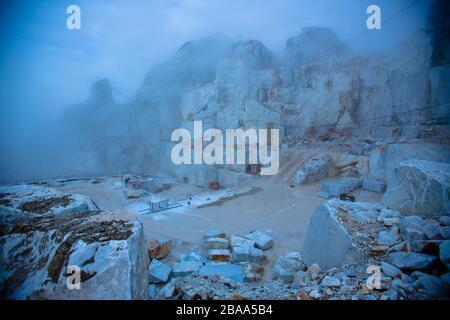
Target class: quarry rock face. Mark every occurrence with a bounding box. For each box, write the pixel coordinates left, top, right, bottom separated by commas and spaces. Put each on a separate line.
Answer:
89, 78, 114, 105
383, 159, 450, 216
285, 27, 350, 67
0, 213, 149, 299
59, 22, 450, 187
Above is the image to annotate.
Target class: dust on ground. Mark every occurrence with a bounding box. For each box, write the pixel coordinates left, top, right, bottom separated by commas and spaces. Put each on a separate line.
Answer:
53, 172, 382, 279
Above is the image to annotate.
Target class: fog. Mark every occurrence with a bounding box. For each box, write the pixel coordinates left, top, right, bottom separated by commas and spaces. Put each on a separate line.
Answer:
0, 0, 434, 181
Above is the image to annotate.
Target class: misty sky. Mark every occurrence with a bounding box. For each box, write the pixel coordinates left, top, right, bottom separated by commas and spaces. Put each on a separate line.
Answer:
0, 0, 432, 140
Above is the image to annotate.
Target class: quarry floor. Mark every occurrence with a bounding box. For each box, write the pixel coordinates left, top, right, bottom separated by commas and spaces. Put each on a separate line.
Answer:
54, 171, 382, 278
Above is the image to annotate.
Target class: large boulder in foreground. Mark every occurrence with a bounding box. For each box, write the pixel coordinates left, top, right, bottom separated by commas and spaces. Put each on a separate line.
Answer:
301, 200, 381, 269
0, 212, 148, 299
383, 160, 450, 217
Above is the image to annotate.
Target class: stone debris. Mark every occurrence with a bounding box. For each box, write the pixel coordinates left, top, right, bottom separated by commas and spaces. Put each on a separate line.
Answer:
378, 227, 400, 246
307, 263, 321, 273
381, 262, 403, 279
387, 252, 436, 271
207, 249, 231, 262
321, 276, 341, 287
408, 240, 442, 254
157, 279, 177, 299
362, 179, 386, 193
291, 154, 330, 185
232, 246, 264, 263
309, 289, 322, 299
204, 230, 227, 240
376, 209, 401, 222
322, 180, 354, 196
439, 216, 450, 226
148, 284, 158, 300
199, 263, 245, 283
423, 222, 446, 240
383, 218, 400, 227
441, 273, 450, 286
180, 252, 208, 264
440, 241, 450, 264
230, 235, 256, 248
173, 261, 203, 277
417, 274, 450, 298
149, 259, 172, 284
204, 237, 230, 250
272, 252, 306, 283
300, 197, 450, 299
340, 177, 363, 189
148, 235, 172, 259
124, 188, 147, 199
239, 262, 264, 282
244, 230, 273, 250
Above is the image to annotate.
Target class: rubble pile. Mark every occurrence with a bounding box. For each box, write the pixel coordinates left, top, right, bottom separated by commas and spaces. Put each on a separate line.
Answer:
147, 229, 275, 299
301, 199, 450, 299
291, 155, 331, 185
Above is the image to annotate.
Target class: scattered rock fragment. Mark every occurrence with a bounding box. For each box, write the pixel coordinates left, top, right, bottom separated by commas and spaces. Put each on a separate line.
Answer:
148, 284, 158, 300
180, 252, 208, 264
244, 230, 273, 250
204, 230, 226, 240
157, 279, 177, 299
230, 235, 256, 248
199, 263, 244, 283
417, 274, 450, 298
378, 227, 400, 246
381, 262, 402, 279
440, 240, 450, 264
388, 252, 436, 271
321, 276, 341, 287
239, 262, 264, 282
173, 261, 203, 277
149, 259, 172, 284
362, 179, 386, 193
439, 216, 450, 226
232, 246, 263, 263
272, 252, 306, 283
423, 222, 445, 240
148, 235, 172, 259
408, 240, 442, 254
207, 249, 231, 262
124, 188, 146, 199
307, 263, 321, 273
309, 289, 322, 299
204, 237, 230, 250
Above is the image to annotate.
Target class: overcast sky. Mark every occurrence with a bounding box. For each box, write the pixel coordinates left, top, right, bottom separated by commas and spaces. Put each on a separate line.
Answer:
0, 0, 432, 136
